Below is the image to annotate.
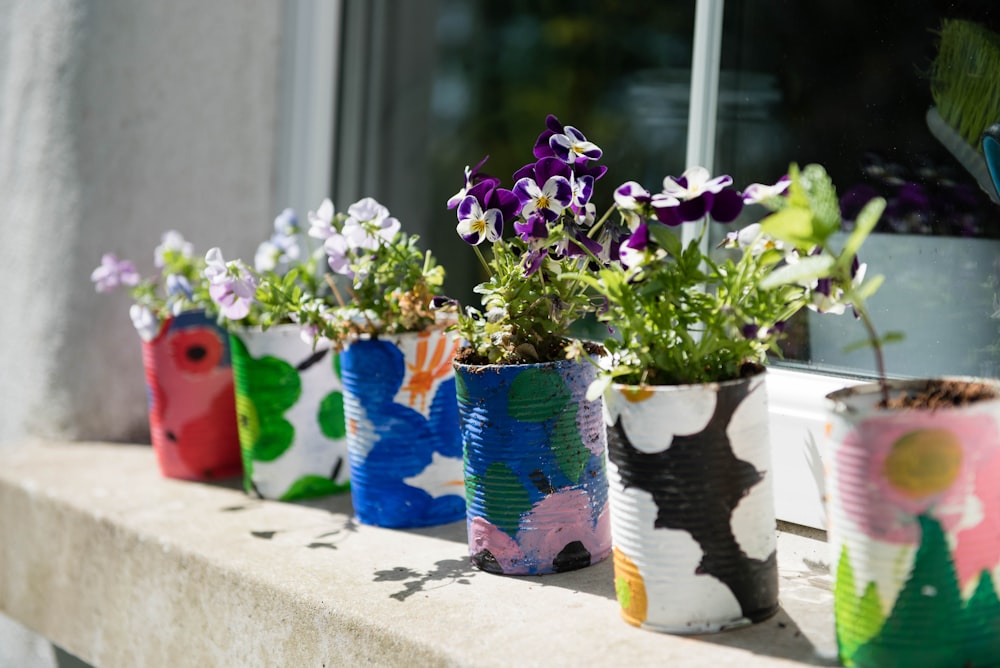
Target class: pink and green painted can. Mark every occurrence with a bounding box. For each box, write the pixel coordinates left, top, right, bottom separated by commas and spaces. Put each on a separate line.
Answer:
827, 379, 1000, 667
455, 358, 611, 575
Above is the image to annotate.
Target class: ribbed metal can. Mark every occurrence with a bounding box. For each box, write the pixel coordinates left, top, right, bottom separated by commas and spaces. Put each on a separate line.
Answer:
604, 371, 778, 633
229, 324, 350, 501
339, 329, 465, 528
140, 309, 241, 481
455, 358, 611, 575
826, 378, 1000, 667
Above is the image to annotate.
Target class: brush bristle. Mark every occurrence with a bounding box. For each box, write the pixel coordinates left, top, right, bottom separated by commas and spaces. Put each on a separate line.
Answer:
930, 19, 1000, 149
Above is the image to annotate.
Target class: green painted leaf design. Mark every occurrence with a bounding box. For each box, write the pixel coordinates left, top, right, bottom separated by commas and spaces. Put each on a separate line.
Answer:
551, 411, 589, 484
280, 474, 350, 501
482, 461, 532, 537
318, 391, 346, 440
230, 335, 301, 462
507, 367, 570, 423
834, 544, 885, 660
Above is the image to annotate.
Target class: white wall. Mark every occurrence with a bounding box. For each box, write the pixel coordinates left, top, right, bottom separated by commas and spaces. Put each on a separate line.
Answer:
0, 0, 285, 445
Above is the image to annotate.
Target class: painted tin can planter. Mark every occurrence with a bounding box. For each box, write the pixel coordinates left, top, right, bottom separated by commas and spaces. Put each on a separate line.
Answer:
454, 358, 612, 576
339, 329, 465, 528
229, 325, 350, 501
603, 371, 778, 633
140, 309, 242, 481
826, 378, 1000, 668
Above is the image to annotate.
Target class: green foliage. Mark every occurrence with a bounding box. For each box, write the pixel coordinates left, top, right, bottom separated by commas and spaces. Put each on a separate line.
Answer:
585, 162, 894, 387
455, 234, 598, 365
930, 19, 1000, 148
259, 212, 447, 349
758, 163, 898, 387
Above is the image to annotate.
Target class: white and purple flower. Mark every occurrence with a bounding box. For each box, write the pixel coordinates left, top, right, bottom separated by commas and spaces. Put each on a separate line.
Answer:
91, 253, 141, 293
308, 198, 338, 241
154, 230, 194, 268
651, 166, 744, 224
204, 247, 259, 320
549, 125, 603, 164
456, 180, 519, 246
512, 157, 573, 222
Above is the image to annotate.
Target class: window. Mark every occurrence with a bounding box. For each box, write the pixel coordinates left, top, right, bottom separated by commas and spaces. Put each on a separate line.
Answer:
285, 0, 1000, 529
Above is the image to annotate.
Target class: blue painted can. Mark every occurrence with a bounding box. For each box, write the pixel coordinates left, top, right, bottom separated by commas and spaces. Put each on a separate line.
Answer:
339, 329, 465, 528
455, 358, 611, 575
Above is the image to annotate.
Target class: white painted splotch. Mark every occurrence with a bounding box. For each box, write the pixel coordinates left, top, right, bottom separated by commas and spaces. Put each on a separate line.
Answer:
609, 385, 717, 454
606, 467, 745, 634
727, 376, 777, 562
402, 452, 464, 499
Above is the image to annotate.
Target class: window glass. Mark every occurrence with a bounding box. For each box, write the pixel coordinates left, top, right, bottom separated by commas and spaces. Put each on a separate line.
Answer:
717, 1, 1000, 378
336, 0, 1000, 380
336, 0, 696, 310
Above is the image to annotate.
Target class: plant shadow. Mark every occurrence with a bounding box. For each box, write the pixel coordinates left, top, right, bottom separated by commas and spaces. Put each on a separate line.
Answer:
373, 557, 479, 601
693, 605, 840, 666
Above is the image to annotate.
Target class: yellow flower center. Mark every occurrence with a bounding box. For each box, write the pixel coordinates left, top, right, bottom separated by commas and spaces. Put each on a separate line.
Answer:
883, 429, 962, 498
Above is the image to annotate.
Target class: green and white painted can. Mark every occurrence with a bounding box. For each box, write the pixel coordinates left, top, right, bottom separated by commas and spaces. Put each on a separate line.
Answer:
230, 325, 350, 501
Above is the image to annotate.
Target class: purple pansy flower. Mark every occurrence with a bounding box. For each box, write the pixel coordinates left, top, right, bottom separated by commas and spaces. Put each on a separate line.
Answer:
570, 173, 595, 210
614, 181, 653, 210
513, 214, 549, 243
523, 247, 549, 278
513, 157, 573, 222
549, 125, 603, 164
531, 115, 566, 160
652, 166, 744, 223
456, 180, 519, 245
743, 175, 791, 205
553, 204, 603, 260
447, 155, 497, 210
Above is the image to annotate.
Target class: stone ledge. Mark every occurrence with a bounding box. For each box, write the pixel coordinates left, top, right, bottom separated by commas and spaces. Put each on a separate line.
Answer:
0, 440, 838, 667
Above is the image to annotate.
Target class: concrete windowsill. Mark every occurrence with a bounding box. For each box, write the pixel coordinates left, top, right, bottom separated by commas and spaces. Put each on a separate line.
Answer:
0, 440, 838, 667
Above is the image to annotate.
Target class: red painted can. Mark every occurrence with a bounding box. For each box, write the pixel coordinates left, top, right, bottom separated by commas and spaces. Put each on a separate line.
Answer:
141, 310, 241, 480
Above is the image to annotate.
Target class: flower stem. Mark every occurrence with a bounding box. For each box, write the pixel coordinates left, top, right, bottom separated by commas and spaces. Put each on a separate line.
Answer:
473, 244, 492, 277
853, 300, 889, 404
587, 203, 618, 239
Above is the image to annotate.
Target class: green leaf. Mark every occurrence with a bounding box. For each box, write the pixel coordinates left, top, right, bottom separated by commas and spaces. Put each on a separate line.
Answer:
759, 254, 834, 289
840, 197, 886, 267
854, 274, 885, 301
800, 163, 842, 239
760, 207, 814, 245
648, 223, 683, 257
841, 331, 904, 353
586, 375, 612, 402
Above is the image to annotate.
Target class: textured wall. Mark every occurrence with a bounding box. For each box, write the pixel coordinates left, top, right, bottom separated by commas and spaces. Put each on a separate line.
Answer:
0, 0, 284, 444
